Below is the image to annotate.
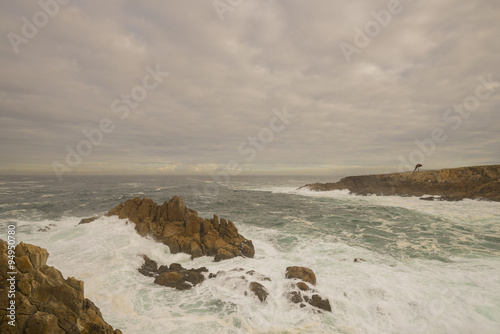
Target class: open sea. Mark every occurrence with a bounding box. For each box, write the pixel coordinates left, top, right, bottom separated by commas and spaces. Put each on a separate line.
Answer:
1, 174, 499, 333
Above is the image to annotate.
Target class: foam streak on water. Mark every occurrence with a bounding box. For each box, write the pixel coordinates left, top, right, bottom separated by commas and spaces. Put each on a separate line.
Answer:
1, 175, 499, 333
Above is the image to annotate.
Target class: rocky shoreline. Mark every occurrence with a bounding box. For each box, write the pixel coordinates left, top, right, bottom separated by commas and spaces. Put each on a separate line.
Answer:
0, 240, 121, 334
301, 165, 500, 201
4, 196, 339, 331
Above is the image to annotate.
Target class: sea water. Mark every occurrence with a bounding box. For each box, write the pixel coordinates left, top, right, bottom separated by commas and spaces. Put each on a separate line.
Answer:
0, 175, 499, 333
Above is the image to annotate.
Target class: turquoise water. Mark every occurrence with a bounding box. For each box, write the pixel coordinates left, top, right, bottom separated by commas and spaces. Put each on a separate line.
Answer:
1, 175, 499, 333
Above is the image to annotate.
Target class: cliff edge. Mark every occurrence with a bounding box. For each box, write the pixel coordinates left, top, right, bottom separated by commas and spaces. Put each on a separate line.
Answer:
301, 165, 500, 201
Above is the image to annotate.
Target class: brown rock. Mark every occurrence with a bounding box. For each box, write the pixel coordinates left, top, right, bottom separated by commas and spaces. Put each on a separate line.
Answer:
307, 294, 332, 312
170, 263, 184, 271
249, 282, 268, 302
288, 291, 303, 304
0, 240, 119, 334
15, 242, 49, 270
240, 240, 255, 258
25, 311, 61, 334
185, 212, 201, 237
107, 196, 255, 261
78, 217, 98, 225
190, 241, 203, 259
285, 266, 317, 285
167, 195, 185, 222
143, 258, 206, 290
296, 282, 310, 291
154, 272, 184, 288
214, 248, 234, 262
138, 255, 158, 276
185, 271, 205, 285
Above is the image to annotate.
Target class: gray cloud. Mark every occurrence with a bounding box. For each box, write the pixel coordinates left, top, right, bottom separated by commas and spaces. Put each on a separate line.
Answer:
1, 0, 499, 176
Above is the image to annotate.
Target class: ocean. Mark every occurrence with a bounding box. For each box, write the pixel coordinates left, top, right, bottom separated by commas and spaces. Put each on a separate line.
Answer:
1, 174, 499, 333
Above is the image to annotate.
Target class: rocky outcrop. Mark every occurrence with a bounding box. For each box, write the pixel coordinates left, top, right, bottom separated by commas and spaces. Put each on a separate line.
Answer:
106, 196, 255, 261
301, 165, 500, 201
284, 266, 332, 312
138, 255, 207, 290
0, 240, 120, 334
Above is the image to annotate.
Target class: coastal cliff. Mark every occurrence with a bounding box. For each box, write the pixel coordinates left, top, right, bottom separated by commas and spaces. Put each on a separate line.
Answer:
0, 240, 120, 334
301, 165, 500, 201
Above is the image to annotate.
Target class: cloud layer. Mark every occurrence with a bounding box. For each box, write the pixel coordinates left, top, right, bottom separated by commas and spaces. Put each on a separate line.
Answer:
1, 0, 499, 176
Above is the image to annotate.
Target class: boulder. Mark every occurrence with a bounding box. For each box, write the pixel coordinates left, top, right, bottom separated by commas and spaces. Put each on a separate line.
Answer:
0, 240, 120, 334
249, 282, 268, 302
104, 196, 255, 261
304, 294, 332, 312
296, 282, 310, 291
285, 266, 317, 285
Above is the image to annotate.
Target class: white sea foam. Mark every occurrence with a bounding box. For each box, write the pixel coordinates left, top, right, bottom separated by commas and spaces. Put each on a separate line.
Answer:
4, 212, 498, 334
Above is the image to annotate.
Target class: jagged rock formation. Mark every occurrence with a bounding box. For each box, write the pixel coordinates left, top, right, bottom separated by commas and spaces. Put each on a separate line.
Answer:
284, 266, 332, 312
106, 196, 255, 261
301, 165, 500, 201
0, 240, 120, 334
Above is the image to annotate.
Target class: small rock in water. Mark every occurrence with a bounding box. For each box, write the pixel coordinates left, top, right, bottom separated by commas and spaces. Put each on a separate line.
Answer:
249, 281, 269, 302
296, 282, 310, 291
78, 217, 98, 225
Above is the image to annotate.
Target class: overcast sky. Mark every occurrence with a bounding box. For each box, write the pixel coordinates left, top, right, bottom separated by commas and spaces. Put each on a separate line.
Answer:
1, 0, 499, 176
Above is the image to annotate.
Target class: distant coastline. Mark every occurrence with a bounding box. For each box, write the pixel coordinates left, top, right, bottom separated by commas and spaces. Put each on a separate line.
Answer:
301, 165, 500, 202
